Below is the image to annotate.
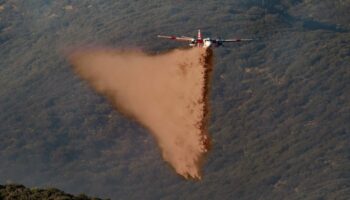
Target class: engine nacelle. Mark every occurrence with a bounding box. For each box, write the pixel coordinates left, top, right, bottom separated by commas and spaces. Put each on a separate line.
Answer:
203, 39, 212, 48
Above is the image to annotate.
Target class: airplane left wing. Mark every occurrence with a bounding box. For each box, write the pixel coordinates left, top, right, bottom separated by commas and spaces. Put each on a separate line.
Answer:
218, 38, 253, 42
157, 35, 194, 42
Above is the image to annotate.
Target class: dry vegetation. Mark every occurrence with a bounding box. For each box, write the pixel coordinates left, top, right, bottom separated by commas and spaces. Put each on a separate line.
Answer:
0, 184, 107, 200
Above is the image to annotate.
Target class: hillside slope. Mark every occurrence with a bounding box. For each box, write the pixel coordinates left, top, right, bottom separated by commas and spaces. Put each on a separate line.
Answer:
0, 184, 107, 200
0, 0, 349, 199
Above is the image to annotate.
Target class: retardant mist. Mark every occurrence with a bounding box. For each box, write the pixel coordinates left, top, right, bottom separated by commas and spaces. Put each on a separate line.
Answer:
69, 47, 213, 179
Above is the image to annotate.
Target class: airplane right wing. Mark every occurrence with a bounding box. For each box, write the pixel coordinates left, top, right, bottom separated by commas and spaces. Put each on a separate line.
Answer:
157, 35, 194, 42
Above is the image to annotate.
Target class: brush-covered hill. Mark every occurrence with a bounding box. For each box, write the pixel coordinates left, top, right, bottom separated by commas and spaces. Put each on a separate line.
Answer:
0, 0, 349, 199
0, 184, 107, 200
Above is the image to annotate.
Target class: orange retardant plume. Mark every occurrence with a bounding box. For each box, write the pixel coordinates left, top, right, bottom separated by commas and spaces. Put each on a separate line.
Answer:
69, 47, 213, 179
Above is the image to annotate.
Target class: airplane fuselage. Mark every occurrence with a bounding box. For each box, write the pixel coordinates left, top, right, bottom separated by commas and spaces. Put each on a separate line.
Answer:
157, 29, 252, 48
189, 38, 221, 48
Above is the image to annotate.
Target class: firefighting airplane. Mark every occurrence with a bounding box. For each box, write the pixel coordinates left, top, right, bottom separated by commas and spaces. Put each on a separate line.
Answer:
157, 29, 253, 48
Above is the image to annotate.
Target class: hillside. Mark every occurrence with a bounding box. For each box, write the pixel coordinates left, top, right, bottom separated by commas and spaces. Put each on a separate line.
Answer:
0, 0, 349, 199
0, 184, 107, 200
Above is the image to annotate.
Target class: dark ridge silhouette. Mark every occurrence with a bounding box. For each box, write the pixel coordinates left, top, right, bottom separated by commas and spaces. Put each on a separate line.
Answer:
0, 184, 108, 200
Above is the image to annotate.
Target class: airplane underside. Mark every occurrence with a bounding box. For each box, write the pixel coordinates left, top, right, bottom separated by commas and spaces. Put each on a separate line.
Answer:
157, 29, 252, 49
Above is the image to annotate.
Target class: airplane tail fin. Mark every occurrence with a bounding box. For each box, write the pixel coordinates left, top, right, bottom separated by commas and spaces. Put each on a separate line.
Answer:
197, 29, 202, 40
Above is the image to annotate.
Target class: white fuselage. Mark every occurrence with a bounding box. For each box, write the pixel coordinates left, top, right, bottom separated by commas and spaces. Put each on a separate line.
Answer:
189, 38, 213, 48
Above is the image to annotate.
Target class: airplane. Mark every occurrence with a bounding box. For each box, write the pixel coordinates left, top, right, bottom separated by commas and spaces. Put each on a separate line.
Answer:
157, 29, 253, 48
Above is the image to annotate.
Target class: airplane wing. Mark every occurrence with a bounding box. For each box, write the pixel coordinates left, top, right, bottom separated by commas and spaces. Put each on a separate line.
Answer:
218, 38, 253, 42
157, 35, 194, 42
